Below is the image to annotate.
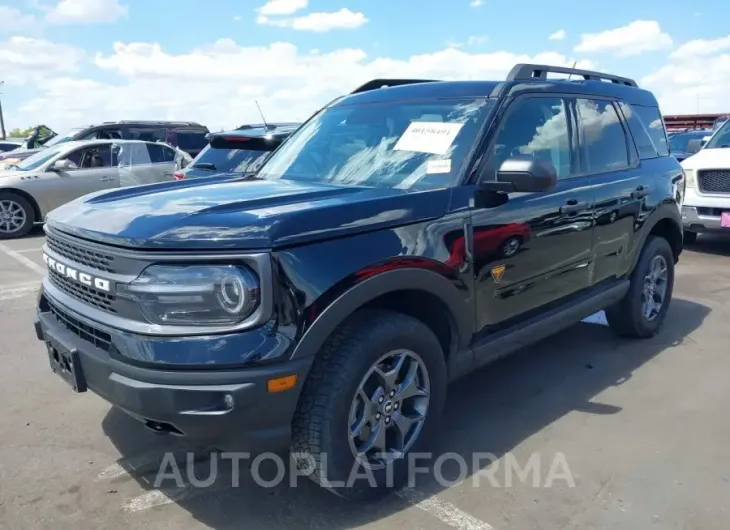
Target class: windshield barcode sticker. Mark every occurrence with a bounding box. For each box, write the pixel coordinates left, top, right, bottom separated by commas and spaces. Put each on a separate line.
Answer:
393, 122, 464, 156
426, 159, 452, 174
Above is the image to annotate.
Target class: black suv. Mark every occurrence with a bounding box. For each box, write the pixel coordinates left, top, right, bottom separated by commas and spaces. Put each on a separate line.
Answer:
34, 64, 684, 500
0, 121, 209, 163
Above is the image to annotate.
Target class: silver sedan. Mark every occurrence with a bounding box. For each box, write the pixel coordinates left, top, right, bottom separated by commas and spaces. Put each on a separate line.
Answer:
0, 139, 180, 239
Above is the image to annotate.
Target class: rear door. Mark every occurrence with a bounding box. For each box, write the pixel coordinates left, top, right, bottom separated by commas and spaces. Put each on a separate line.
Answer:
118, 143, 176, 187
574, 98, 654, 284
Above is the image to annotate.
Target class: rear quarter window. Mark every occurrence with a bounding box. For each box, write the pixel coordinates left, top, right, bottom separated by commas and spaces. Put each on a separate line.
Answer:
625, 104, 670, 157
175, 130, 209, 151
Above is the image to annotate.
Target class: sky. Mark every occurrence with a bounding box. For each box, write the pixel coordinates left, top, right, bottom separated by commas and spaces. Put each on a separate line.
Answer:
1, 0, 729, 134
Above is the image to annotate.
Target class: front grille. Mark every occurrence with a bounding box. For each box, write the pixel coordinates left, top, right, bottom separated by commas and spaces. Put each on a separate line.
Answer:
698, 170, 730, 194
48, 267, 117, 313
46, 233, 117, 273
46, 298, 112, 352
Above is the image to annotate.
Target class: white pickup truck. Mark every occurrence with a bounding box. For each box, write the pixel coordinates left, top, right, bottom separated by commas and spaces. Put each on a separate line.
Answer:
680, 119, 730, 243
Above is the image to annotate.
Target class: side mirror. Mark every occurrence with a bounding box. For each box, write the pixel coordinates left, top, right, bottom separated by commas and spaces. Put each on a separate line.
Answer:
686, 139, 703, 154
481, 156, 558, 193
50, 159, 75, 171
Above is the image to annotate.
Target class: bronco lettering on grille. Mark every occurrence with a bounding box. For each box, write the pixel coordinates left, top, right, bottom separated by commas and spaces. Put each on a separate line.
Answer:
42, 253, 111, 292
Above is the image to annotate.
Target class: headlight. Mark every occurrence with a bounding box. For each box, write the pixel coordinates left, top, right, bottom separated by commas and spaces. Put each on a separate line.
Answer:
684, 169, 696, 188
117, 265, 260, 326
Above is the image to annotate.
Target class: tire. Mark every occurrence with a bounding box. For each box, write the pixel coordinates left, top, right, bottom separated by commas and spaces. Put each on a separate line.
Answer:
605, 235, 675, 338
0, 192, 35, 240
501, 236, 522, 257
291, 309, 447, 500
683, 230, 697, 245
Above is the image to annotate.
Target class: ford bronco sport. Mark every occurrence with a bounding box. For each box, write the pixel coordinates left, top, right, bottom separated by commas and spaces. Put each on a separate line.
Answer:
34, 64, 684, 500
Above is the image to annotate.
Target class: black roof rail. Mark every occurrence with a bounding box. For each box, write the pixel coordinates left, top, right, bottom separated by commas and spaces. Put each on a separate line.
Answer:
351, 78, 440, 94
507, 63, 638, 87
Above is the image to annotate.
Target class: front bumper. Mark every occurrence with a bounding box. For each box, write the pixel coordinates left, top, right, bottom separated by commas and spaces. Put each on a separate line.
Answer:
34, 290, 313, 452
681, 187, 730, 233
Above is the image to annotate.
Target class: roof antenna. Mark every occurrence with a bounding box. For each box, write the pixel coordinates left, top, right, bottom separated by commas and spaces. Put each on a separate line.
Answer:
567, 61, 577, 80
255, 100, 272, 130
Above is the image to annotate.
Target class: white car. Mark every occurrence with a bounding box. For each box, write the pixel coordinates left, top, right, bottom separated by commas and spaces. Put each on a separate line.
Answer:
0, 139, 180, 239
680, 119, 730, 243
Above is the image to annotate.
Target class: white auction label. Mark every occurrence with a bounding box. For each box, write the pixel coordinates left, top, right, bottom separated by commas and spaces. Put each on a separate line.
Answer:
426, 159, 452, 174
393, 121, 464, 156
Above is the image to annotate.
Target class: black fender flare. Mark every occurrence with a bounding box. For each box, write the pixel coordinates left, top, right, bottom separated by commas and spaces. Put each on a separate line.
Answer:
629, 205, 682, 271
290, 268, 473, 360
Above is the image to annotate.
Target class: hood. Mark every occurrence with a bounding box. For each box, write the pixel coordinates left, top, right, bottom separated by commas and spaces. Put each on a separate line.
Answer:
680, 147, 730, 170
46, 174, 450, 250
0, 148, 41, 161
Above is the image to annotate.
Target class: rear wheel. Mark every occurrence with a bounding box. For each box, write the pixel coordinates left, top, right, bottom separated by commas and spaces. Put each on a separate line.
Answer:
0, 192, 34, 239
683, 230, 697, 245
606, 236, 674, 338
291, 309, 447, 500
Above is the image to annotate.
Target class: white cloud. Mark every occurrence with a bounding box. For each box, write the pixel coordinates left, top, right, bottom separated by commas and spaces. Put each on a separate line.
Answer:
257, 8, 368, 32
0, 36, 85, 85
0, 6, 39, 34
671, 35, 730, 59
257, 0, 307, 16
233, 15, 242, 21
469, 0, 484, 6
447, 35, 489, 48
549, 29, 566, 41
574, 20, 672, 56
10, 38, 594, 131
642, 52, 730, 114
46, 0, 128, 25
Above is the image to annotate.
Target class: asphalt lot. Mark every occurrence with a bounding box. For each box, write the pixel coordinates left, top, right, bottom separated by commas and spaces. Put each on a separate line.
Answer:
1, 228, 729, 530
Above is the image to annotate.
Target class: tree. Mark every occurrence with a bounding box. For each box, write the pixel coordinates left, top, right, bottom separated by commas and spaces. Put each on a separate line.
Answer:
8, 125, 54, 138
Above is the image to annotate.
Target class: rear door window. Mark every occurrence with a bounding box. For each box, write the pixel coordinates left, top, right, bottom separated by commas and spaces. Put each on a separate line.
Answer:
576, 99, 631, 174
145, 143, 177, 163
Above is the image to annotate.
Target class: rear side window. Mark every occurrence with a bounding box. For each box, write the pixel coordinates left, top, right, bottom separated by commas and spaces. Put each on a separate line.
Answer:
175, 130, 208, 151
128, 127, 167, 143
576, 99, 630, 174
617, 101, 658, 160
628, 104, 670, 157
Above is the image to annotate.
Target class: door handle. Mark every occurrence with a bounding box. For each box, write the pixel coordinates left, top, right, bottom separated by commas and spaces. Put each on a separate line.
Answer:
560, 199, 589, 214
99, 176, 115, 182
631, 186, 650, 199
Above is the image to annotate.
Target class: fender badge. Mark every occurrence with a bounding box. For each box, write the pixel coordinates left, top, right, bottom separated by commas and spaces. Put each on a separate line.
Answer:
491, 264, 506, 283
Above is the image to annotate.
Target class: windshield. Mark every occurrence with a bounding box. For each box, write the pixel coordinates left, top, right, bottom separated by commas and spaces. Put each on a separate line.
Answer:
43, 129, 83, 148
669, 131, 708, 152
704, 121, 730, 149
189, 144, 270, 175
257, 98, 494, 191
14, 146, 66, 171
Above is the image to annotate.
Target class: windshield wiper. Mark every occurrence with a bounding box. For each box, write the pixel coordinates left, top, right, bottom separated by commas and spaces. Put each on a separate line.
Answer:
192, 162, 216, 170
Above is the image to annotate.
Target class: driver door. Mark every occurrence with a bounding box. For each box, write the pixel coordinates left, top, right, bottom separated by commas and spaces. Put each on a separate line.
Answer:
471, 95, 596, 337
44, 144, 119, 212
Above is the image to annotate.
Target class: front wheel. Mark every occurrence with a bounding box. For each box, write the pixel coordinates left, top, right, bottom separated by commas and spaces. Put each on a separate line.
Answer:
0, 192, 34, 239
605, 235, 675, 338
291, 309, 447, 500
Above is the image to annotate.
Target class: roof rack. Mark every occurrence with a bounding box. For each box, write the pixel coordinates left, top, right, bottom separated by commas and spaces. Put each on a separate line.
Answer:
350, 78, 440, 94
101, 120, 205, 126
506, 64, 638, 87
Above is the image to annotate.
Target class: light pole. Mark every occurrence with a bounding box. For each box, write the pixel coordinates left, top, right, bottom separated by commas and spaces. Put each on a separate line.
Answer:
0, 81, 6, 139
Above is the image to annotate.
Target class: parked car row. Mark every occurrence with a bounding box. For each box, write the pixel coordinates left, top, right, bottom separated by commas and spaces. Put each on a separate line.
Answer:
0, 117, 302, 239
